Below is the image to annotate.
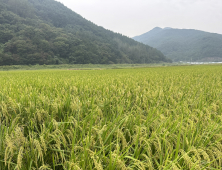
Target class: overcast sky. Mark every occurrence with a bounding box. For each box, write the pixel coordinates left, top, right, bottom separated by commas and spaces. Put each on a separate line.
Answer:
56, 0, 222, 37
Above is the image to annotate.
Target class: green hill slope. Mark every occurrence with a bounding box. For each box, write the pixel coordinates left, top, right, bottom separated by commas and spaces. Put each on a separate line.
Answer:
0, 0, 170, 65
133, 27, 222, 62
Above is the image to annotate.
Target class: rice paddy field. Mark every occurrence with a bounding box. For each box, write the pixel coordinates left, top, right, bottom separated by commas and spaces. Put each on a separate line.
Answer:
0, 65, 222, 170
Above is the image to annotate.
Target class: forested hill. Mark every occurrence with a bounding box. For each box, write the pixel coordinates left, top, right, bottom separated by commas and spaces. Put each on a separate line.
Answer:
0, 0, 171, 65
133, 27, 222, 62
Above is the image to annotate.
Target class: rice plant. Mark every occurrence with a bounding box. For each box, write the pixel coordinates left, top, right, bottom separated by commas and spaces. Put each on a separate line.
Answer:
0, 65, 222, 169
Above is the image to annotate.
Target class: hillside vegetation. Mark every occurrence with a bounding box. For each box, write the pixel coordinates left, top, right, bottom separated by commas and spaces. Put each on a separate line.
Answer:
133, 27, 222, 62
0, 0, 170, 65
1, 65, 222, 169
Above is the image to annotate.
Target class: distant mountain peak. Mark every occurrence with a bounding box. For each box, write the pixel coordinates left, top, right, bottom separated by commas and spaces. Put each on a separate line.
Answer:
151, 27, 162, 31
133, 28, 222, 62
147, 27, 162, 34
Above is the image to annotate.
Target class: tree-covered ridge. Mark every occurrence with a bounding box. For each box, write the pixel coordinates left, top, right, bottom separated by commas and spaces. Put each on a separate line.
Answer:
0, 0, 171, 65
133, 27, 222, 62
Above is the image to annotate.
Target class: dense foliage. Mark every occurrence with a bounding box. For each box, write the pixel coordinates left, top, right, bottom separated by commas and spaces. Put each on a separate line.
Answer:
1, 65, 222, 169
0, 0, 170, 65
133, 27, 222, 62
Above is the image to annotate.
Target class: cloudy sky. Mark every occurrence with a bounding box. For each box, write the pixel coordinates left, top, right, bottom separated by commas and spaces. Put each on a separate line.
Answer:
56, 0, 222, 37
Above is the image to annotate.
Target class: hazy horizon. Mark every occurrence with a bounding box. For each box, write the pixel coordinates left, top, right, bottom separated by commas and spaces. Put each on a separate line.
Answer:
56, 0, 222, 37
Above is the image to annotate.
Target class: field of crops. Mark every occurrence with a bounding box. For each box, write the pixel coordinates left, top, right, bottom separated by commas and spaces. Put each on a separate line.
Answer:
0, 65, 222, 170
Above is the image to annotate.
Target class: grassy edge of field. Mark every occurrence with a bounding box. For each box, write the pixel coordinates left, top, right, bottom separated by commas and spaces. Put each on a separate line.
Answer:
1, 62, 222, 71
0, 63, 171, 71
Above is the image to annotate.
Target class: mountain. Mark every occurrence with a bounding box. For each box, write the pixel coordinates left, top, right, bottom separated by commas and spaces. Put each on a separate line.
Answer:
0, 0, 171, 65
133, 27, 222, 62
